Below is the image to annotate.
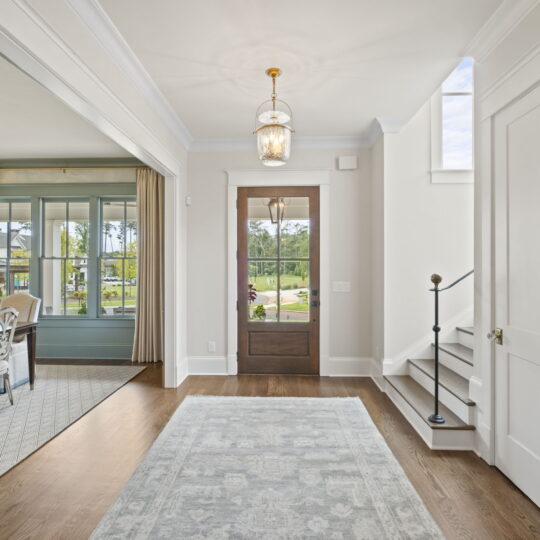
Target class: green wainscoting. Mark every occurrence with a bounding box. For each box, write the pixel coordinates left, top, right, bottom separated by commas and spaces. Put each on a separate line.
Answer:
36, 318, 134, 359
1, 182, 137, 360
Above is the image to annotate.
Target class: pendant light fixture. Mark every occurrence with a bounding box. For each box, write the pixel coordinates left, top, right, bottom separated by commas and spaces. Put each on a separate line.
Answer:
254, 68, 294, 167
268, 197, 285, 224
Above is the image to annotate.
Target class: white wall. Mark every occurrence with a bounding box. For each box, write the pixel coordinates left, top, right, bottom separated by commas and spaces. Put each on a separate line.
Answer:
187, 148, 372, 368
371, 137, 385, 384
373, 101, 474, 372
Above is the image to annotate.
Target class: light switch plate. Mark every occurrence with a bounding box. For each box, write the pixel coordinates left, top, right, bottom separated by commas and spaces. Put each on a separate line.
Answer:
332, 281, 351, 292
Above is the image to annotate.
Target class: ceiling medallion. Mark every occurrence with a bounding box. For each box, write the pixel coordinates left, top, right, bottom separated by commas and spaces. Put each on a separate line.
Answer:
254, 67, 295, 167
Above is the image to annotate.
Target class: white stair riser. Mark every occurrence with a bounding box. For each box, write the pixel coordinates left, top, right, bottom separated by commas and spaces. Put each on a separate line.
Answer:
384, 380, 474, 450
438, 349, 473, 379
408, 363, 475, 424
457, 331, 474, 349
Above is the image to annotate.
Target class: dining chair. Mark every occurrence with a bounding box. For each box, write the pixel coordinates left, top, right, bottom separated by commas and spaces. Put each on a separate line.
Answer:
0, 293, 41, 329
0, 294, 41, 390
0, 307, 19, 406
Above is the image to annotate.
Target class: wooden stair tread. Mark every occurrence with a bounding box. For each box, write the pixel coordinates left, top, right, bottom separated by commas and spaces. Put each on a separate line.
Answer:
408, 358, 475, 405
384, 375, 475, 430
456, 326, 474, 336
433, 342, 473, 366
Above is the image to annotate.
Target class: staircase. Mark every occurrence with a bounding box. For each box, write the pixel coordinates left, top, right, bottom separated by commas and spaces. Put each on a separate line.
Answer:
384, 325, 476, 450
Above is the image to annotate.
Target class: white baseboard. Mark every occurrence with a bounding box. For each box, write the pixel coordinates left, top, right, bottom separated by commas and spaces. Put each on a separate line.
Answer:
188, 355, 372, 377
227, 354, 238, 375
326, 357, 373, 377
176, 369, 189, 387
370, 358, 385, 391
188, 356, 228, 375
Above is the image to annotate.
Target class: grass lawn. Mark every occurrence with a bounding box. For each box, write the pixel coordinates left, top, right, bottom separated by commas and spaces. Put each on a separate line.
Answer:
248, 274, 308, 292
281, 302, 309, 312
101, 299, 136, 306
102, 284, 137, 296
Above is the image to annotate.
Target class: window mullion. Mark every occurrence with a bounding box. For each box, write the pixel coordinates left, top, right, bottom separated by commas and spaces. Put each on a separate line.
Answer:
87, 196, 100, 318
29, 197, 40, 299
6, 202, 11, 295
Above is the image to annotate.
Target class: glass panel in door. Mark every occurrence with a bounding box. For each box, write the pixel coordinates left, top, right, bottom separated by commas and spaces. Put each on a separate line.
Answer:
247, 196, 310, 323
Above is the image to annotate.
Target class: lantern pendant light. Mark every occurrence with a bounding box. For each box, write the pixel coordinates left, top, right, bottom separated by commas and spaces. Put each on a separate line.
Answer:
254, 68, 294, 167
267, 197, 285, 224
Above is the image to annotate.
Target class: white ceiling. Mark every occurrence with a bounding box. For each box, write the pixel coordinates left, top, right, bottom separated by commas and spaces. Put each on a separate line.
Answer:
0, 56, 129, 159
101, 0, 502, 141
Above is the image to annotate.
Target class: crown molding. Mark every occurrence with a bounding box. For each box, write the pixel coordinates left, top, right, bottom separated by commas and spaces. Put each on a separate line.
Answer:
67, 0, 193, 150
189, 135, 369, 152
375, 117, 406, 134
366, 117, 406, 146
464, 0, 539, 63
0, 0, 181, 176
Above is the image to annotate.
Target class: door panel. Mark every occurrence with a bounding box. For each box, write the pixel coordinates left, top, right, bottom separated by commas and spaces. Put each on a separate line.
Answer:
238, 186, 319, 374
494, 85, 540, 507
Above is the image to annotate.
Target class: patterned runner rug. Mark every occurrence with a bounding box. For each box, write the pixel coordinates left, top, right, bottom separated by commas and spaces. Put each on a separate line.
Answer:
0, 364, 146, 476
92, 396, 443, 539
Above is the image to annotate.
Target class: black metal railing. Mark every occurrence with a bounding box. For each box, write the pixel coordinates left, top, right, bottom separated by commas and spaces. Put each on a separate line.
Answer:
428, 269, 474, 424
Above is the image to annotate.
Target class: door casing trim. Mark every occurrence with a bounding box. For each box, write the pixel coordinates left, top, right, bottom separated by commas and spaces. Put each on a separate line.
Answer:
227, 170, 330, 375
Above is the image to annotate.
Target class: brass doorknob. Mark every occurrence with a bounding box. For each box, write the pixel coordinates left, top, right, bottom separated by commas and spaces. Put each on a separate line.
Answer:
487, 328, 503, 345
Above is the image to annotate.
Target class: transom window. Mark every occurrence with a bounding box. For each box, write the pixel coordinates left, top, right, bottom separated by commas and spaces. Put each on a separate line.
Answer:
441, 57, 474, 170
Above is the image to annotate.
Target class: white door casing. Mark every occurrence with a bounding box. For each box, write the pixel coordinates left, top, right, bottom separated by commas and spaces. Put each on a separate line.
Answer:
494, 83, 540, 507
227, 170, 330, 376
0, 0, 187, 387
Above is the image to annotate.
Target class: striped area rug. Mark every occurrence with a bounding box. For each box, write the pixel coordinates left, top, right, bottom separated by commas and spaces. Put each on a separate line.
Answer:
0, 364, 146, 475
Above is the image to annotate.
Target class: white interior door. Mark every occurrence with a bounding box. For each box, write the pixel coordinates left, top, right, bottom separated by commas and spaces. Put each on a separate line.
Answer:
494, 84, 540, 507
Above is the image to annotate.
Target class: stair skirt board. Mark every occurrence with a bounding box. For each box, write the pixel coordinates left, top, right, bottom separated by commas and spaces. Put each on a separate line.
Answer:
384, 379, 475, 450
438, 349, 473, 379
408, 363, 475, 425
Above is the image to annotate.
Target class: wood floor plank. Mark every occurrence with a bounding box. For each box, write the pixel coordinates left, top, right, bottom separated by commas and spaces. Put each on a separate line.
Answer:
0, 365, 538, 539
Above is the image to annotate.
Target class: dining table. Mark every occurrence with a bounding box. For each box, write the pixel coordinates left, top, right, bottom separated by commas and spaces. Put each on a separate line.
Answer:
14, 321, 38, 390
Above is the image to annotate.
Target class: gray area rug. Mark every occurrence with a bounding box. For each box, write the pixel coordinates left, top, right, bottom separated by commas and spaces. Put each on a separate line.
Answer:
92, 396, 443, 539
0, 364, 146, 476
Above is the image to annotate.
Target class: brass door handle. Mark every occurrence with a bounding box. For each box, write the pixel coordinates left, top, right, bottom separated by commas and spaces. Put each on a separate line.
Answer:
487, 328, 503, 345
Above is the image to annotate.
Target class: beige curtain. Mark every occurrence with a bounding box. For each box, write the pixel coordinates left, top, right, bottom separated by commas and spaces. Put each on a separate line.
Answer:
132, 168, 164, 362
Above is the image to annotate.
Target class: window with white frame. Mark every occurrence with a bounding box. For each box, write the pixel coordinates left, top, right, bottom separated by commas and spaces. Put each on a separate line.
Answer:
42, 200, 90, 316
39, 196, 137, 317
431, 57, 474, 183
100, 199, 137, 317
0, 201, 32, 297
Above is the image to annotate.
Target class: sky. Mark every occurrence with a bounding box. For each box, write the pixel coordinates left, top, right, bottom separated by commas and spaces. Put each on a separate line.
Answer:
442, 57, 473, 170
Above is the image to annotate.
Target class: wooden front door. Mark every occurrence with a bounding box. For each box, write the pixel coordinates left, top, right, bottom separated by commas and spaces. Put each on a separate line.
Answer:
237, 186, 319, 374
493, 84, 540, 507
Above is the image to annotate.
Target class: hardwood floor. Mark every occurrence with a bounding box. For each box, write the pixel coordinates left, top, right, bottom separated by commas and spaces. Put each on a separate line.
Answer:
0, 365, 538, 539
